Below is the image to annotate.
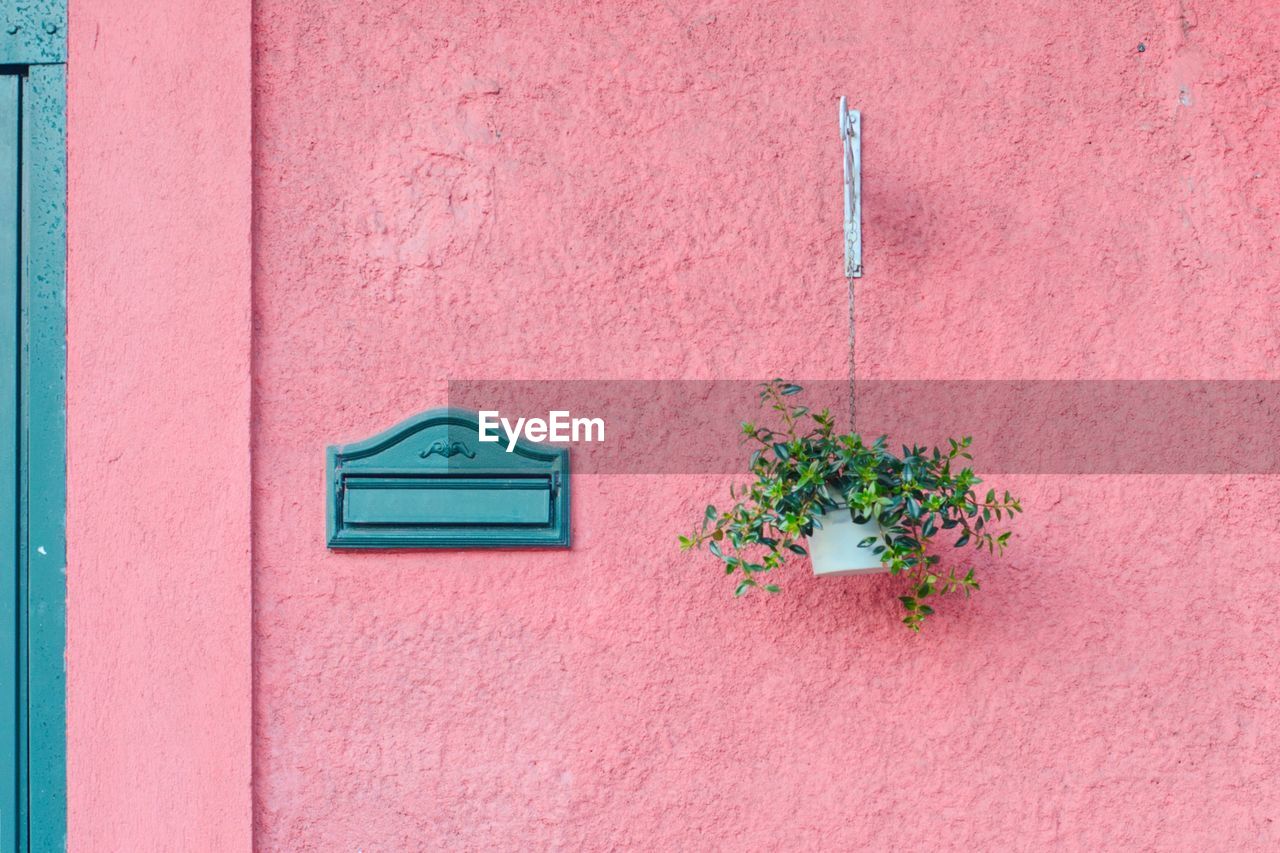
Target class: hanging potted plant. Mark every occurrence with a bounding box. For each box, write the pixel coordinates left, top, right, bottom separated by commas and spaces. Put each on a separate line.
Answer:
679, 381, 1022, 630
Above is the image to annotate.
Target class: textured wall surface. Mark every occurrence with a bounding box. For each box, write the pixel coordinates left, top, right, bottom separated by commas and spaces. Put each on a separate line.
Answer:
67, 1, 253, 849
253, 1, 1280, 849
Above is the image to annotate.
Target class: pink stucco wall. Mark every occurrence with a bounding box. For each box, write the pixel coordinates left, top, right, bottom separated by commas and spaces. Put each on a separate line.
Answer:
67, 1, 253, 849
250, 2, 1280, 849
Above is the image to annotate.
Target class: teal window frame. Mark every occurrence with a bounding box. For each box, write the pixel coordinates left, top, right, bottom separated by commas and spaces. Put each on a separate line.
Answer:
1, 2, 67, 849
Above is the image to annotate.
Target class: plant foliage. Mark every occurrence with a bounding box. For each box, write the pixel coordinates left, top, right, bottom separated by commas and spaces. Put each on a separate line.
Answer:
679, 381, 1022, 631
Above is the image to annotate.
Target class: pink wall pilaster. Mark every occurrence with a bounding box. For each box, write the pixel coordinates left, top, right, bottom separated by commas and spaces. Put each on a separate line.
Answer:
67, 2, 253, 849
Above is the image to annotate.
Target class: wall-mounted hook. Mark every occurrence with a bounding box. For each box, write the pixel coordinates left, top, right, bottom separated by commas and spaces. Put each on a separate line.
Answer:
839, 97, 862, 278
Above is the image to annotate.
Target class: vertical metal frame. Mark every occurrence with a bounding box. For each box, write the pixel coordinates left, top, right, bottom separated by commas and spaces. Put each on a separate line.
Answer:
0, 55, 66, 851
22, 61, 66, 853
0, 69, 21, 853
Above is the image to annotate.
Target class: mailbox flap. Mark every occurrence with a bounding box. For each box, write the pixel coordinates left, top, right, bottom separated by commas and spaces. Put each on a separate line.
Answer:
327, 408, 570, 549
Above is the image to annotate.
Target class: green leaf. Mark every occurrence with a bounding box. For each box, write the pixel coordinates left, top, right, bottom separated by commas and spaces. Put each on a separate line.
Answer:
955, 533, 970, 548
705, 505, 717, 521
780, 384, 804, 396
764, 584, 781, 593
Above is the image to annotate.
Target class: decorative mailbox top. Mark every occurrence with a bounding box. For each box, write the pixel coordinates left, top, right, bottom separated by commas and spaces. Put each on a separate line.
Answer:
326, 408, 570, 549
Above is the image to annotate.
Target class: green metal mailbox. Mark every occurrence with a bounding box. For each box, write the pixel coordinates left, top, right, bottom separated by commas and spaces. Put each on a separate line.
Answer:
327, 408, 570, 548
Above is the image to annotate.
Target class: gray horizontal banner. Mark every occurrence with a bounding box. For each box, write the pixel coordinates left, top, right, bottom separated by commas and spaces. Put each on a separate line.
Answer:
445, 380, 1280, 474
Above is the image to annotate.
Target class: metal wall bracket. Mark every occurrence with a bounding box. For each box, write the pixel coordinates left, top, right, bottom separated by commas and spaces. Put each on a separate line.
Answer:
0, 1, 66, 65
840, 97, 862, 278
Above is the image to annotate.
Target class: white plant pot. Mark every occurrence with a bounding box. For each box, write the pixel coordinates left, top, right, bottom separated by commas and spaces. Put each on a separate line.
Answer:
806, 507, 889, 576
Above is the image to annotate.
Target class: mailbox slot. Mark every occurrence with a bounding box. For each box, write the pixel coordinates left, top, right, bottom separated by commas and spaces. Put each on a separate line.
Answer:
342, 475, 555, 527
